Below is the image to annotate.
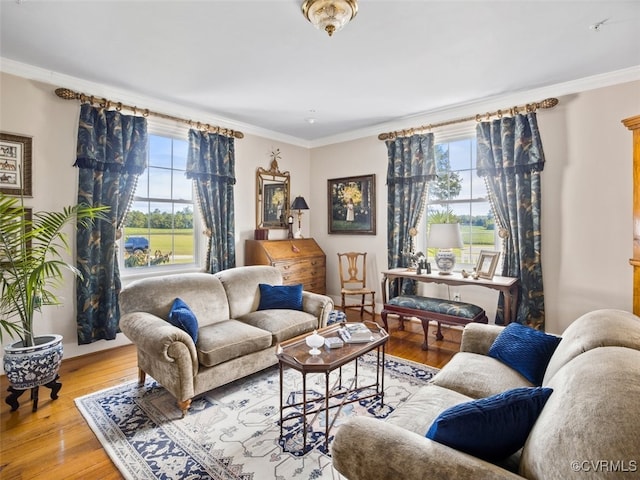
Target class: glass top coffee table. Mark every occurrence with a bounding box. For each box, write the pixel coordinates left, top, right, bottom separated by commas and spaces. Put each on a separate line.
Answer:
276, 321, 389, 455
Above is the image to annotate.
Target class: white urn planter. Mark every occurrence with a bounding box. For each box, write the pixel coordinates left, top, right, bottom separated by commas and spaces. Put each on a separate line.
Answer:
3, 334, 63, 412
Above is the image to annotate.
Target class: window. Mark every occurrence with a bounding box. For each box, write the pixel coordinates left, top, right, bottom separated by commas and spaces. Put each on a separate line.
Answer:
121, 132, 199, 272
419, 136, 499, 268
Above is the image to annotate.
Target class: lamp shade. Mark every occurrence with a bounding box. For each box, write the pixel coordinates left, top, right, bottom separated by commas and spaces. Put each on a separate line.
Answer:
428, 223, 463, 274
291, 196, 310, 210
428, 223, 463, 249
291, 196, 309, 239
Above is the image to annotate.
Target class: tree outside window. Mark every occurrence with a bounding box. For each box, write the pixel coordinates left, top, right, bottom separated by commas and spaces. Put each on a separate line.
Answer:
422, 137, 498, 268
122, 134, 198, 270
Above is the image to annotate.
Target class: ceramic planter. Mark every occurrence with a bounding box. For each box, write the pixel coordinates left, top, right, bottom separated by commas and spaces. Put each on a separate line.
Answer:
3, 334, 64, 390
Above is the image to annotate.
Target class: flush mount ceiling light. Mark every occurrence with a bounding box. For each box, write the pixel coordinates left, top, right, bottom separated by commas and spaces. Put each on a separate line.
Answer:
302, 0, 358, 37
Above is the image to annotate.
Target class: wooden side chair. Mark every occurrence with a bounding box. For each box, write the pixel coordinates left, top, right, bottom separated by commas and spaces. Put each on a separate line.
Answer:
337, 252, 376, 319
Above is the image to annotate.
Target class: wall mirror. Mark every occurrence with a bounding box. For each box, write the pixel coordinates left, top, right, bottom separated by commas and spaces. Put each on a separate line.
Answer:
256, 150, 290, 229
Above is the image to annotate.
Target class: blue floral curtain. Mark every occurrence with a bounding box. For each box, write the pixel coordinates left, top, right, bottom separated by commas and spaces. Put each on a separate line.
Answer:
476, 112, 546, 329
187, 130, 236, 272
386, 134, 437, 297
75, 103, 148, 344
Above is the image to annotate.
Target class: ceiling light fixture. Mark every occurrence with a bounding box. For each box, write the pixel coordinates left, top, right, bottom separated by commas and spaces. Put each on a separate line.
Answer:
302, 0, 358, 37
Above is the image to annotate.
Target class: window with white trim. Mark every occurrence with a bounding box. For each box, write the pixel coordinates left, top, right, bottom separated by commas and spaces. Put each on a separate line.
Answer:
418, 134, 500, 269
121, 128, 200, 273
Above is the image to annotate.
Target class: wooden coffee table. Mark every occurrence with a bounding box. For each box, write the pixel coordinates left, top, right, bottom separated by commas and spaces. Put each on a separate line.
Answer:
276, 321, 389, 455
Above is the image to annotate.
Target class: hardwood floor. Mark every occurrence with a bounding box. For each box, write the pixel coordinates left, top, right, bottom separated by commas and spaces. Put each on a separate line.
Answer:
0, 313, 461, 479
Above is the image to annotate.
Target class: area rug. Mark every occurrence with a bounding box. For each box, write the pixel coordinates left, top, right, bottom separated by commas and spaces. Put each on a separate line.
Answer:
75, 354, 438, 479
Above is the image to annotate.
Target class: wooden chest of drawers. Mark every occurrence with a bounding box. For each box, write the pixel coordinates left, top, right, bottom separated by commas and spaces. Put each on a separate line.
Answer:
245, 239, 326, 294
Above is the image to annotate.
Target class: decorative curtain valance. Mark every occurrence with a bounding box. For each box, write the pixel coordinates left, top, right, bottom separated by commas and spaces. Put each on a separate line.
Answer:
386, 134, 438, 186
476, 112, 546, 177
74, 103, 148, 174
186, 130, 236, 184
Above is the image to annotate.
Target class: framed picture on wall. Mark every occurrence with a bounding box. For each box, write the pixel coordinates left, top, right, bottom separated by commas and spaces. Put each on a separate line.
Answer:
0, 132, 32, 197
328, 174, 376, 235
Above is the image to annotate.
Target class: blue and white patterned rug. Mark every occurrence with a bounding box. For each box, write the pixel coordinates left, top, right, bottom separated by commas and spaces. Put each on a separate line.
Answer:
75, 354, 437, 479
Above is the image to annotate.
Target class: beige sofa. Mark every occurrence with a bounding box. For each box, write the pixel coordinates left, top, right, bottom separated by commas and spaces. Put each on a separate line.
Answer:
332, 309, 640, 479
119, 265, 334, 416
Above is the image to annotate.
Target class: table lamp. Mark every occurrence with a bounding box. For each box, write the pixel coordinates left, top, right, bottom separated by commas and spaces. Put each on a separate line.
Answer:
291, 196, 309, 239
428, 223, 463, 274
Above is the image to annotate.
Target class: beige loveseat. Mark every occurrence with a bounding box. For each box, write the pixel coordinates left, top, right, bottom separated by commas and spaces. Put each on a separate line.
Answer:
120, 265, 334, 416
332, 309, 640, 479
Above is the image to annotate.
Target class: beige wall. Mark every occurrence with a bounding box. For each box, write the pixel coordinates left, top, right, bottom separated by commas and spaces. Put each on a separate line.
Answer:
0, 72, 312, 365
1, 71, 638, 368
312, 80, 640, 334
0, 73, 136, 362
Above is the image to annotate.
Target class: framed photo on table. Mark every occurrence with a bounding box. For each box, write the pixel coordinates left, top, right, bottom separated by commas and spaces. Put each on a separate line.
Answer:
328, 174, 376, 235
475, 250, 500, 280
0, 133, 32, 197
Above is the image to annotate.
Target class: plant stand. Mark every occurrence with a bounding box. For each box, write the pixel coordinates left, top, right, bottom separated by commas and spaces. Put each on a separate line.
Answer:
5, 375, 62, 412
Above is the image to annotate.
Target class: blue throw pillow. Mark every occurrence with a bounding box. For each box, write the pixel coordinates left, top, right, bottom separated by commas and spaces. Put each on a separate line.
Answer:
258, 283, 303, 311
426, 387, 553, 461
488, 322, 561, 385
168, 298, 198, 343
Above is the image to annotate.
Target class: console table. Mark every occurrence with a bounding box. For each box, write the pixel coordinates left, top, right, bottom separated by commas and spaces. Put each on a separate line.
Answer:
381, 268, 520, 324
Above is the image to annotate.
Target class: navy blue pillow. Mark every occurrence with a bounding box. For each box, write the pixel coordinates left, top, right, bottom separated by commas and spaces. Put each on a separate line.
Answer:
168, 298, 198, 343
488, 322, 561, 385
426, 387, 553, 461
258, 283, 303, 311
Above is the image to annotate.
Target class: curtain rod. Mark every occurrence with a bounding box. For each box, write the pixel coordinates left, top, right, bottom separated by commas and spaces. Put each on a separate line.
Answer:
377, 97, 559, 141
54, 87, 244, 139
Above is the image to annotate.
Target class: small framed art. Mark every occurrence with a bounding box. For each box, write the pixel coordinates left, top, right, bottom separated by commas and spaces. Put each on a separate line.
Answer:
328, 174, 376, 235
0, 133, 32, 197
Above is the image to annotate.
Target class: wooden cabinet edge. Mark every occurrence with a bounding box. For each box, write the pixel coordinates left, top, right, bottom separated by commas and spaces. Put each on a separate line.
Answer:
623, 115, 640, 316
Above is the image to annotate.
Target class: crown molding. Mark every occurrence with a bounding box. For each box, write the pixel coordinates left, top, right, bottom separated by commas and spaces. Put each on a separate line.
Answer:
2, 57, 638, 149
309, 65, 640, 148
0, 57, 311, 148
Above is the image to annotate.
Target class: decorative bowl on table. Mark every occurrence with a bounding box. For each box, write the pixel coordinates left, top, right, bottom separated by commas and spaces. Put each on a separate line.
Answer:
305, 330, 325, 355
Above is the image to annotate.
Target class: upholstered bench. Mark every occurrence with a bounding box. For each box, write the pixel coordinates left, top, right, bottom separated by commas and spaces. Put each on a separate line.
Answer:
381, 295, 488, 350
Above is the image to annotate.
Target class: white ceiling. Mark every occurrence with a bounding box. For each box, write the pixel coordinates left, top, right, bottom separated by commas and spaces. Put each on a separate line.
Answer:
1, 0, 639, 145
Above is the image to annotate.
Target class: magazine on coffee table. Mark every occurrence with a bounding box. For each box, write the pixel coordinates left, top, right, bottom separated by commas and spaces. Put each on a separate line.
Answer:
338, 322, 374, 343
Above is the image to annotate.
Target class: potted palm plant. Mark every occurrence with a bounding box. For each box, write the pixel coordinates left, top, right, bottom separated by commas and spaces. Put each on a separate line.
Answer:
0, 192, 107, 408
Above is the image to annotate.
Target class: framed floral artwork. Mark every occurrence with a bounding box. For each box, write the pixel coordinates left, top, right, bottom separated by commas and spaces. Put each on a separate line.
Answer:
328, 174, 376, 235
